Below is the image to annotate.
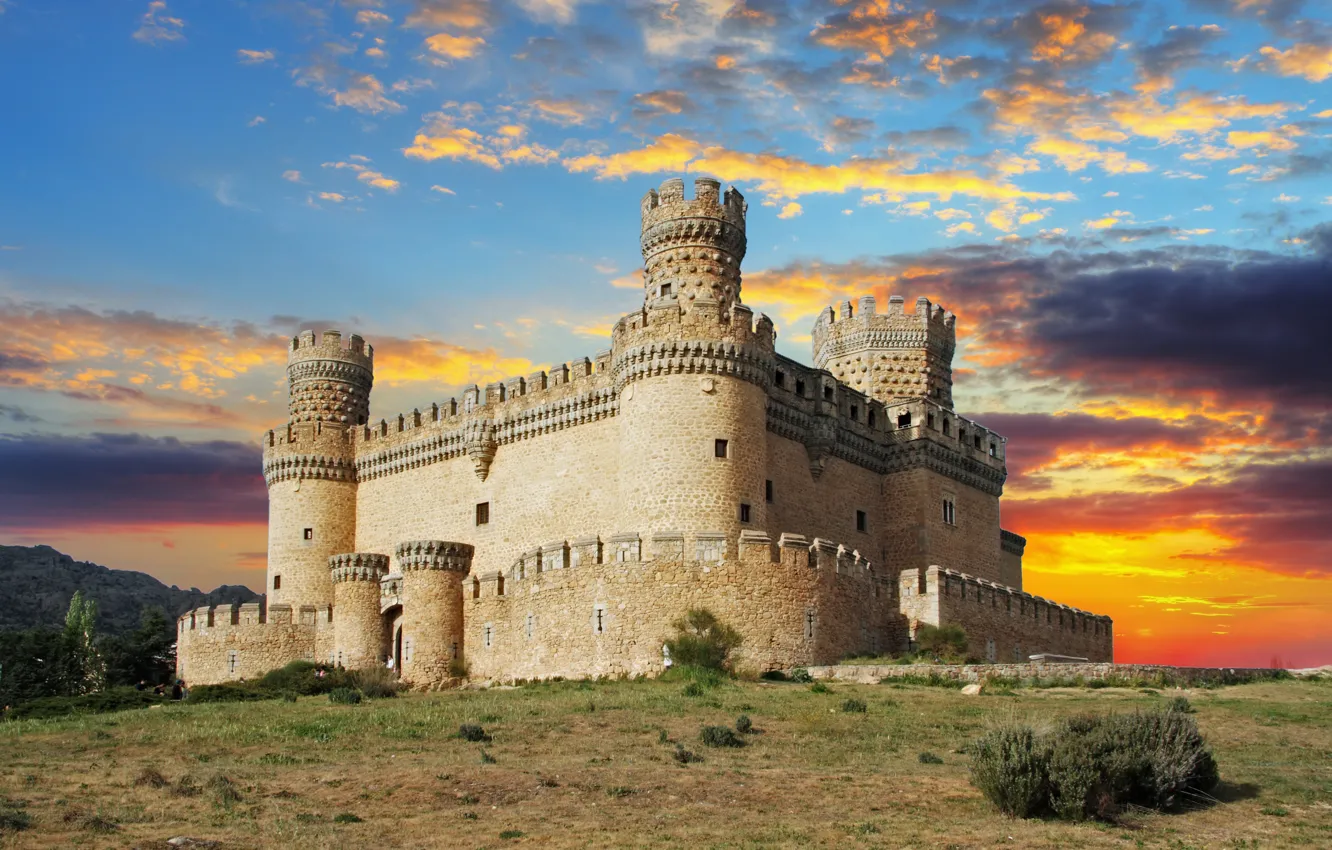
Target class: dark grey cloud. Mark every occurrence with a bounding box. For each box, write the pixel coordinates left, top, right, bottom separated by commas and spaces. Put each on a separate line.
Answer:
0, 434, 266, 531
884, 125, 971, 150
1134, 22, 1227, 86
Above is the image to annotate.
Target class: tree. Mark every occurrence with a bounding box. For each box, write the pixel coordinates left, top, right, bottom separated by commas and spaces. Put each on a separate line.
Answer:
915, 624, 968, 663
62, 591, 105, 695
103, 607, 175, 687
665, 609, 743, 671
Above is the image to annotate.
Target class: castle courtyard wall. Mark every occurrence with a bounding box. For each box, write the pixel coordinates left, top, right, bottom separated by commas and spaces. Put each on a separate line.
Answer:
466, 535, 897, 681
176, 604, 326, 684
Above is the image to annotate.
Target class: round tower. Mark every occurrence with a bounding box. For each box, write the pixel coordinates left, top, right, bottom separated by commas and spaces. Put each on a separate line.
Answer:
640, 176, 747, 315
812, 295, 957, 409
396, 540, 473, 685
329, 553, 390, 669
614, 177, 775, 549
262, 329, 371, 611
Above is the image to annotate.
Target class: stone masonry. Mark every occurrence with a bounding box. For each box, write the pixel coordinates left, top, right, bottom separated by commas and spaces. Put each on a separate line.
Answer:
175, 176, 1114, 687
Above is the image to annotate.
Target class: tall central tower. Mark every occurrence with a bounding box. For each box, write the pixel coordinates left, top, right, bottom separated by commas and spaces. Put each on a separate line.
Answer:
639, 177, 747, 315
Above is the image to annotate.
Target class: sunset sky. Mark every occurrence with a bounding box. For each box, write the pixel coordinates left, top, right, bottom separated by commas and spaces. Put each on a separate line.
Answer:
0, 0, 1328, 667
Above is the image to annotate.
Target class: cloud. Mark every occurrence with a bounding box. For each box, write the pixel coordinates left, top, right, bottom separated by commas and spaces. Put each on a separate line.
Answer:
322, 159, 401, 192
776, 201, 802, 219
132, 1, 184, 45
370, 336, 537, 389
565, 133, 1077, 205
515, 0, 585, 24
356, 9, 392, 26
405, 0, 492, 31
1255, 42, 1332, 82
1134, 24, 1226, 91
1015, 2, 1126, 67
403, 114, 557, 168
430, 184, 456, 195
295, 60, 404, 114
423, 32, 487, 62
282, 170, 303, 183
1027, 136, 1152, 174
247, 116, 266, 128
0, 434, 266, 532
811, 2, 937, 63
631, 90, 696, 118
237, 49, 276, 65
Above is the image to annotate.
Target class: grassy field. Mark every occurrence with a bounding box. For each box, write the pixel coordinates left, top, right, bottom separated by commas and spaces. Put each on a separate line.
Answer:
1, 676, 1329, 848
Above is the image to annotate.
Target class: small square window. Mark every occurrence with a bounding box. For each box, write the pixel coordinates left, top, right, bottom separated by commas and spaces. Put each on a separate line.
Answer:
850, 404, 859, 420
476, 502, 490, 525
739, 503, 751, 523
823, 386, 834, 401
273, 575, 282, 590
303, 528, 313, 540
660, 282, 673, 298
714, 439, 729, 459
795, 379, 806, 396
856, 510, 867, 533
898, 410, 912, 428
765, 479, 773, 503
774, 370, 785, 387
974, 434, 983, 449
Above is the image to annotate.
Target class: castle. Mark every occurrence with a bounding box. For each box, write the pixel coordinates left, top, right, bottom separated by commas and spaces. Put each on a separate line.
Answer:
176, 177, 1112, 686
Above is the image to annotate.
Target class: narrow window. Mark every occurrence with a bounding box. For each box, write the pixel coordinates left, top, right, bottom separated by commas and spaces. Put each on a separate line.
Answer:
989, 442, 998, 457
484, 624, 492, 647
856, 510, 867, 533
943, 419, 951, 436
867, 410, 876, 428
795, 378, 806, 396
227, 650, 238, 674
942, 498, 956, 526
805, 609, 815, 640
823, 385, 834, 401
765, 479, 774, 503
273, 575, 282, 590
526, 613, 534, 640
897, 410, 911, 428
595, 607, 605, 634
475, 501, 490, 525
739, 503, 751, 523
472, 577, 480, 599
496, 575, 505, 596
774, 370, 785, 388
960, 427, 968, 443
927, 412, 935, 429
714, 439, 729, 459
303, 528, 313, 540
975, 434, 983, 449
850, 404, 859, 420
660, 282, 672, 298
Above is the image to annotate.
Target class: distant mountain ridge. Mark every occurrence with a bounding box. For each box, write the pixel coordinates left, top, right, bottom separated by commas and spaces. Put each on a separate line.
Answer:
0, 544, 260, 634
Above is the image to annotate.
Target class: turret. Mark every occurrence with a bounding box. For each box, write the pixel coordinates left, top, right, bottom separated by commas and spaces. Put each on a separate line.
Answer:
262, 328, 372, 612
396, 540, 473, 685
288, 329, 374, 425
330, 552, 390, 669
812, 295, 957, 409
640, 176, 748, 318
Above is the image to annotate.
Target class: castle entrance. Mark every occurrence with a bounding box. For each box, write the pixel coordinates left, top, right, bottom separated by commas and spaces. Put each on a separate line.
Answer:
393, 626, 403, 677
382, 605, 402, 677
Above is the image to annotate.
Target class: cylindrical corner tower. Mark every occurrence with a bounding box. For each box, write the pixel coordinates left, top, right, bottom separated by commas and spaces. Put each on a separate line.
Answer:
330, 553, 390, 669
263, 328, 371, 611
640, 176, 747, 314
614, 177, 774, 548
396, 540, 473, 685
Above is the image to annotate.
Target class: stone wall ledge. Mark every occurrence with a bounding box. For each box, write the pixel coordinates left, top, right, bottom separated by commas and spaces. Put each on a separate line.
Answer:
802, 662, 1295, 686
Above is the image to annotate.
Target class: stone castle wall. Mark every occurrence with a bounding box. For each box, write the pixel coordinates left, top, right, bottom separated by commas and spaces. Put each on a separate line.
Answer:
900, 565, 1112, 662
175, 602, 332, 684
466, 531, 897, 681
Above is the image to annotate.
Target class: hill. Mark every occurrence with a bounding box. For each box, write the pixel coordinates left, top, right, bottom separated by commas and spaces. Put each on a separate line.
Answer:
0, 544, 259, 634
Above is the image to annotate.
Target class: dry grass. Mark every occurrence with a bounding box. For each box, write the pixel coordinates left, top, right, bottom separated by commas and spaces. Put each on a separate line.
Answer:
0, 677, 1329, 848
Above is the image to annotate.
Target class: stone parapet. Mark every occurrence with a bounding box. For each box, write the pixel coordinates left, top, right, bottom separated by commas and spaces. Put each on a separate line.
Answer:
396, 540, 475, 572
329, 552, 390, 583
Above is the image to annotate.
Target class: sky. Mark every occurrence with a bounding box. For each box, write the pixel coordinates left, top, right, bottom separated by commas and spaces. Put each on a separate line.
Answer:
0, 0, 1329, 668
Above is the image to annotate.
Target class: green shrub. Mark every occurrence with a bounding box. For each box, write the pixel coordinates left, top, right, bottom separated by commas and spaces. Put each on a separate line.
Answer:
1168, 696, 1193, 714
4, 687, 160, 720
969, 724, 1050, 818
918, 752, 943, 765
789, 668, 813, 683
970, 709, 1220, 821
665, 609, 743, 671
328, 688, 362, 705
0, 797, 31, 833
700, 725, 745, 748
351, 666, 401, 699
499, 830, 524, 840
207, 775, 243, 806
915, 624, 968, 663
809, 682, 832, 694
333, 813, 363, 824
458, 724, 491, 742
735, 714, 753, 734
480, 749, 497, 764
672, 743, 701, 764
841, 698, 867, 713
682, 682, 704, 697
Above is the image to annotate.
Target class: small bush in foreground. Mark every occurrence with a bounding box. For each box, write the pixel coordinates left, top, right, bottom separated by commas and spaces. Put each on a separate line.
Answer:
809, 682, 832, 694
918, 752, 944, 765
458, 724, 491, 742
789, 668, 813, 683
841, 698, 867, 714
133, 767, 168, 788
0, 797, 32, 833
665, 609, 742, 671
333, 813, 363, 824
3, 687, 161, 720
673, 743, 701, 764
351, 666, 401, 698
735, 714, 753, 734
1169, 695, 1194, 714
970, 708, 1219, 821
328, 688, 362, 705
915, 624, 968, 663
700, 725, 745, 748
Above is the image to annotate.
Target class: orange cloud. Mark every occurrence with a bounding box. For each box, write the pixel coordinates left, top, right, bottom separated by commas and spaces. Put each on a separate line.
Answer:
405, 0, 492, 31
1256, 43, 1332, 82
403, 116, 556, 169
1027, 136, 1152, 174
1030, 9, 1117, 66
371, 337, 537, 389
236, 48, 275, 65
424, 32, 486, 62
811, 2, 936, 63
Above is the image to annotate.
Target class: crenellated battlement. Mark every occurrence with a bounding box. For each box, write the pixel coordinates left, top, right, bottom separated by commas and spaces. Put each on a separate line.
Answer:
287, 329, 374, 426
396, 540, 474, 572
329, 552, 390, 583
812, 295, 958, 409
262, 420, 358, 486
